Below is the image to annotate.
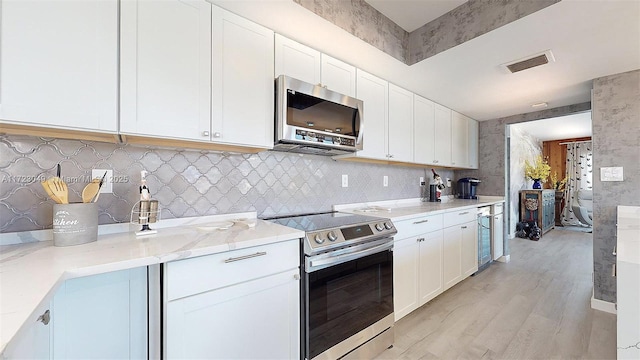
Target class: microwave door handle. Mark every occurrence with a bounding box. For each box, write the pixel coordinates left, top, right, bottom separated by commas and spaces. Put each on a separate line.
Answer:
307, 241, 393, 272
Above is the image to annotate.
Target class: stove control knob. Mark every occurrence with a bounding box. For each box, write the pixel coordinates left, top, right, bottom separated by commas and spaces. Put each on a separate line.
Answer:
375, 223, 384, 231
314, 234, 325, 244
384, 221, 393, 230
327, 231, 338, 241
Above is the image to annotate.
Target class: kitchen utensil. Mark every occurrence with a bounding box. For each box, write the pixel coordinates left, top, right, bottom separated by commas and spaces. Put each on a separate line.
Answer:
81, 178, 101, 203
91, 171, 108, 203
41, 180, 63, 204
48, 177, 69, 204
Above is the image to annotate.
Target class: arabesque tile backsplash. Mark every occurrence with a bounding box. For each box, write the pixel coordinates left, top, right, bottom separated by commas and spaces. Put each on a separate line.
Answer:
0, 135, 453, 233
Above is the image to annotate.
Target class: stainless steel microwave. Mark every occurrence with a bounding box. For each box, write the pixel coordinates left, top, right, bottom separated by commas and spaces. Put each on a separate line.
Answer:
274, 75, 363, 155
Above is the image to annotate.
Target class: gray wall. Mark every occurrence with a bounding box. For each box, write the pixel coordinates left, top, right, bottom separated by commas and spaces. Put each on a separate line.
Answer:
591, 69, 640, 303
0, 135, 454, 235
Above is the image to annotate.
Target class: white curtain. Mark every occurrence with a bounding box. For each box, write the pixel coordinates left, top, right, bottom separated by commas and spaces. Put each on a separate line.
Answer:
561, 141, 593, 226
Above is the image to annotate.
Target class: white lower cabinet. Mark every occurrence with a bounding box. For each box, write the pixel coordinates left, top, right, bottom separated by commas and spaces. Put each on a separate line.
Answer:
2, 301, 52, 359
393, 215, 443, 321
394, 209, 480, 321
442, 225, 463, 290
52, 267, 148, 360
443, 211, 478, 291
166, 269, 299, 359
164, 239, 300, 359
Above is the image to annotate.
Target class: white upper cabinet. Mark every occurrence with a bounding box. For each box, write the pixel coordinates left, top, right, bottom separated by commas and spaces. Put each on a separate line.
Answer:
468, 118, 479, 169
320, 55, 357, 97
211, 6, 274, 148
433, 103, 452, 166
120, 1, 274, 149
451, 111, 469, 168
274, 34, 321, 85
0, 0, 117, 132
387, 84, 414, 162
274, 35, 356, 96
354, 70, 388, 160
413, 95, 436, 165
120, 0, 212, 141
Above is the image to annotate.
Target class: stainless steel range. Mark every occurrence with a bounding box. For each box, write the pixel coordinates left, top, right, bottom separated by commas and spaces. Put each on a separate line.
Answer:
266, 212, 397, 360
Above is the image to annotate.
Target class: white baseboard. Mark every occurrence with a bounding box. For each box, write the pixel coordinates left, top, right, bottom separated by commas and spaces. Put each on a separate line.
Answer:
591, 296, 616, 314
496, 255, 510, 263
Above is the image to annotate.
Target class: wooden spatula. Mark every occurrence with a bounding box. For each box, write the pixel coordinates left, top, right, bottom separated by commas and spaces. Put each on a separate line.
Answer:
82, 178, 102, 203
41, 180, 63, 204
47, 177, 68, 204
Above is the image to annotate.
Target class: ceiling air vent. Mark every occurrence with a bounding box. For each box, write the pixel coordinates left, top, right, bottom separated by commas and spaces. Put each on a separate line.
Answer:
501, 50, 555, 73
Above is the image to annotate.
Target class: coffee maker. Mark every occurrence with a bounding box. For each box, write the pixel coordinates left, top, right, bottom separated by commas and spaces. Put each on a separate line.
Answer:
457, 178, 481, 199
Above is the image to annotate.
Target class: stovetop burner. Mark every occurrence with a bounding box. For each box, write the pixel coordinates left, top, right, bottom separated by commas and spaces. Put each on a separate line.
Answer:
264, 211, 397, 256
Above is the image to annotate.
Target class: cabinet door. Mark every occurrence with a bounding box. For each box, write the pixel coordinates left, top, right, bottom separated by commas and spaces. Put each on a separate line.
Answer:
433, 103, 452, 166
166, 269, 300, 359
443, 226, 462, 291
52, 267, 148, 359
461, 221, 479, 277
468, 118, 479, 169
451, 111, 469, 168
320, 54, 356, 97
355, 70, 388, 160
413, 95, 436, 165
418, 230, 443, 305
120, 0, 212, 141
388, 84, 414, 162
274, 34, 321, 84
492, 213, 504, 260
2, 301, 51, 359
0, 0, 117, 132
393, 236, 420, 321
211, 6, 274, 148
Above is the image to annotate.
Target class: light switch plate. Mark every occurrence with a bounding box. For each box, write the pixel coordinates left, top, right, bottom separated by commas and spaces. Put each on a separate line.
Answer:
383, 176, 388, 187
600, 167, 624, 182
342, 174, 348, 188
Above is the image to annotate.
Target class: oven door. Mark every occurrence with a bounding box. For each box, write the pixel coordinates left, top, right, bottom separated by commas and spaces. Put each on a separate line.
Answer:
303, 239, 394, 360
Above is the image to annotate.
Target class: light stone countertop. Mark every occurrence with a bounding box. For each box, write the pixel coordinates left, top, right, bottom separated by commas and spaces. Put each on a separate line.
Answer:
0, 212, 304, 354
333, 196, 505, 221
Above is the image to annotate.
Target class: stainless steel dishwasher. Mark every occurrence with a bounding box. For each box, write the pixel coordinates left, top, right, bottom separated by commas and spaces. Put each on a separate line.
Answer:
476, 206, 493, 273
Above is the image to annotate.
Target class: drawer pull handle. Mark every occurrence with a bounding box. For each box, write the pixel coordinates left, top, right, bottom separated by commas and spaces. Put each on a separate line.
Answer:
37, 310, 50, 325
417, 238, 425, 242
459, 211, 469, 215
461, 226, 468, 229
413, 219, 429, 224
224, 251, 267, 263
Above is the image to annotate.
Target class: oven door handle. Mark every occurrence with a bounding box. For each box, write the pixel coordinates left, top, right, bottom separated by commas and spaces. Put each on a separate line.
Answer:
307, 241, 393, 272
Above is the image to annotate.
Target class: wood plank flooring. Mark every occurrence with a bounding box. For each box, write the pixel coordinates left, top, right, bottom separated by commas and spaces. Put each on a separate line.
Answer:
375, 229, 616, 359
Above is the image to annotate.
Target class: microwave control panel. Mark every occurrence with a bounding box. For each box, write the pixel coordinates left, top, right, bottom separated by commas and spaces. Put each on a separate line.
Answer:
295, 130, 355, 146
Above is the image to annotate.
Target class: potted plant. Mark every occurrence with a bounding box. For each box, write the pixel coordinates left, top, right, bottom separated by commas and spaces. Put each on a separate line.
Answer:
524, 155, 551, 189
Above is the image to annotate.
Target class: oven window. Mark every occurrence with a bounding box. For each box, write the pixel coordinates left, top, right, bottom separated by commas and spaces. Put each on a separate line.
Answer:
306, 250, 393, 359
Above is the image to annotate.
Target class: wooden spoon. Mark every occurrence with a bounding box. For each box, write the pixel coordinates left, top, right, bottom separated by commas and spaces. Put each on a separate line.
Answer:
40, 180, 62, 204
82, 178, 101, 203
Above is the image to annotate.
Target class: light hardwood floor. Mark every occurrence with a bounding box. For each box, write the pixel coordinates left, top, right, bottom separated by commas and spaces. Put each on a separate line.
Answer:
376, 228, 616, 360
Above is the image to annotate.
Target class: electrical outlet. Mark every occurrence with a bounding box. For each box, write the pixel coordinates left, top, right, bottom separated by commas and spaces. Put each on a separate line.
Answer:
419, 176, 425, 186
383, 176, 388, 187
342, 174, 348, 188
92, 169, 113, 194
446, 178, 452, 188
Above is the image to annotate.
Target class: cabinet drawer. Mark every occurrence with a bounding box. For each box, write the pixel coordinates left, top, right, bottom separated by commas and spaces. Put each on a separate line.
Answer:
394, 214, 443, 239
443, 209, 477, 228
165, 239, 299, 301
493, 203, 504, 215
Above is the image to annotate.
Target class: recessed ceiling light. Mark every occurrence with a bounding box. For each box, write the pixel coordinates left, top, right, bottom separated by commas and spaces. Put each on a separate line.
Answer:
531, 102, 548, 108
